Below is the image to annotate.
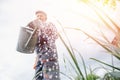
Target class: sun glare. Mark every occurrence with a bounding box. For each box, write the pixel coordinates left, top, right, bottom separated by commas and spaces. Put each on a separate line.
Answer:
50, 0, 120, 52
58, 0, 118, 37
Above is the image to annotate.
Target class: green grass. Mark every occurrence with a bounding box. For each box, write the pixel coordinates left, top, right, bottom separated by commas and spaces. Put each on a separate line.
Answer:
57, 0, 120, 80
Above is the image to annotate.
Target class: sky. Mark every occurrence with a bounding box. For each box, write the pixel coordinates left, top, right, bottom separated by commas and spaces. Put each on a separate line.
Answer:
0, 0, 120, 80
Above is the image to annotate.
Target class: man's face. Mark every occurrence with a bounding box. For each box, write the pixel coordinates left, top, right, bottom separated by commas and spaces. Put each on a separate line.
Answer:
36, 13, 46, 22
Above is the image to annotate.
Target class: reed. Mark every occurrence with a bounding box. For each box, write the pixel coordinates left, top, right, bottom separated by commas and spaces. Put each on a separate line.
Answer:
58, 0, 120, 79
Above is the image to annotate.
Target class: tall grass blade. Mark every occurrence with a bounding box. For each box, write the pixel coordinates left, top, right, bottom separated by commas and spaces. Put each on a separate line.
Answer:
65, 27, 120, 60
99, 29, 110, 43
90, 58, 120, 71
55, 18, 85, 79
74, 49, 88, 80
58, 33, 85, 79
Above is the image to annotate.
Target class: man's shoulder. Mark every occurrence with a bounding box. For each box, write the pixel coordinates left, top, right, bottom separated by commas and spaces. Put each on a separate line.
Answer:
27, 20, 36, 28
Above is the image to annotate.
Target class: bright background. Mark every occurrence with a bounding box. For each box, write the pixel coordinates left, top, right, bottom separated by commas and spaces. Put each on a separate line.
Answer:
0, 0, 120, 80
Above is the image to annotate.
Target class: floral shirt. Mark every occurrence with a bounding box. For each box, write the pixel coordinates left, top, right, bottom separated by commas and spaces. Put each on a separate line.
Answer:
35, 22, 60, 80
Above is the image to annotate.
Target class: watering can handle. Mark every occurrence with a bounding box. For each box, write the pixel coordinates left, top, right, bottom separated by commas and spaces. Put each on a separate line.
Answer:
24, 25, 38, 48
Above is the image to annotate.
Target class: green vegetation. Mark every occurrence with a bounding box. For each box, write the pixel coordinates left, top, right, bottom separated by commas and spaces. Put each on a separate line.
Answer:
58, 0, 120, 80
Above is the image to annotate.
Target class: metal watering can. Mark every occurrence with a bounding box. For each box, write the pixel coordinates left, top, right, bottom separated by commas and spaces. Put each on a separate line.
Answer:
16, 26, 38, 54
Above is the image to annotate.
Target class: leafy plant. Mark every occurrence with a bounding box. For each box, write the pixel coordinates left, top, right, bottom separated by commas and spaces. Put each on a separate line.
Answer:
59, 0, 120, 79
86, 74, 100, 80
57, 21, 101, 80
54, 0, 120, 80
103, 72, 120, 80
